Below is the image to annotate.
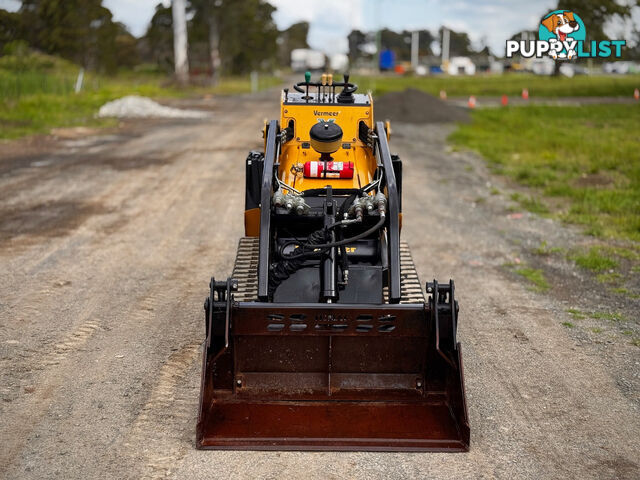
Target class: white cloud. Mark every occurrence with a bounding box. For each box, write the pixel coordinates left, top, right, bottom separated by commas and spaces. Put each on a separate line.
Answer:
426, 0, 557, 55
0, 0, 20, 11
268, 0, 364, 54
104, 0, 171, 37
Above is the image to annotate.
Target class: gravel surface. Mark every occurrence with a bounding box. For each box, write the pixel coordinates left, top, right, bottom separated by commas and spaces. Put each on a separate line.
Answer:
0, 92, 638, 479
98, 95, 210, 119
375, 88, 470, 124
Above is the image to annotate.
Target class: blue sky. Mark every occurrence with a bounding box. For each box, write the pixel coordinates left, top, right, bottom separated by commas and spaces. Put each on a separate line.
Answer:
271, 0, 558, 55
1, 0, 638, 56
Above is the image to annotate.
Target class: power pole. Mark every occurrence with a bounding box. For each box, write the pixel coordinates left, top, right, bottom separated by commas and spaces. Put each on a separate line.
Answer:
374, 0, 381, 74
172, 0, 189, 85
442, 27, 450, 73
208, 13, 221, 85
411, 31, 419, 70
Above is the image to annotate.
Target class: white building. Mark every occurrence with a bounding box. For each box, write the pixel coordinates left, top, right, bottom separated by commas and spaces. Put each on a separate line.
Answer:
329, 54, 349, 73
291, 49, 326, 72
446, 57, 476, 75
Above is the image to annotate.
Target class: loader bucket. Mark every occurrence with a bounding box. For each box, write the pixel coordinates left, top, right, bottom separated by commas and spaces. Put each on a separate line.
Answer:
197, 280, 469, 452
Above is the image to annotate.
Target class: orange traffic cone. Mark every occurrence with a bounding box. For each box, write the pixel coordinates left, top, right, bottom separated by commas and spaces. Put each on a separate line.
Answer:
468, 96, 477, 109
501, 95, 508, 106
440, 90, 447, 100
634, 88, 639, 100
522, 88, 529, 100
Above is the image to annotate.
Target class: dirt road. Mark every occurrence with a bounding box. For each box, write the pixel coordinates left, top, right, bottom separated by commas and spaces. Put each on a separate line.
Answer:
1, 92, 638, 479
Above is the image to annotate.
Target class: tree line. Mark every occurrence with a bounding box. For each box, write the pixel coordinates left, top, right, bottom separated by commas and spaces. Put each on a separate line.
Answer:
348, 27, 488, 64
350, 0, 639, 63
0, 0, 309, 75
1, 0, 139, 72
1, 0, 638, 75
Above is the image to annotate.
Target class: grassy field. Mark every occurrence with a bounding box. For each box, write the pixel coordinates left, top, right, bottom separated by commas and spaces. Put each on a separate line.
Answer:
0, 51, 280, 139
355, 73, 640, 98
450, 104, 640, 243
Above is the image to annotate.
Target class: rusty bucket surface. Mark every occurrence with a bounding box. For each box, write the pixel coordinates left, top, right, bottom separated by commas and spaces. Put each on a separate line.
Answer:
197, 284, 469, 452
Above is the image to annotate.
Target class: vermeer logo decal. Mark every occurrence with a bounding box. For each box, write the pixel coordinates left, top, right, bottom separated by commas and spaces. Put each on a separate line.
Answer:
506, 10, 626, 60
314, 110, 339, 117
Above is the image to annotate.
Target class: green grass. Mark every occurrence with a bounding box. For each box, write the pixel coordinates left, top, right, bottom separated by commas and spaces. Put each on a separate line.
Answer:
0, 78, 278, 139
562, 321, 574, 328
596, 272, 623, 283
571, 247, 620, 272
566, 308, 586, 320
0, 51, 281, 139
510, 192, 550, 215
0, 76, 280, 139
0, 50, 78, 98
0, 69, 76, 98
450, 105, 640, 242
512, 266, 550, 291
590, 311, 626, 322
606, 246, 640, 261
611, 287, 630, 295
533, 241, 565, 256
356, 73, 640, 97
610, 288, 639, 299
1, 93, 117, 138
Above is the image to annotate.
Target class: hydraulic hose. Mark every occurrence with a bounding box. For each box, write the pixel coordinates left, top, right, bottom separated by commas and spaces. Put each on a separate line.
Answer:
281, 214, 386, 260
268, 229, 327, 298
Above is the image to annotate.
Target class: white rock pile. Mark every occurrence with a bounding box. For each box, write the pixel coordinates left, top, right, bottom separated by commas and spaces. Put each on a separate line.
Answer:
98, 96, 209, 119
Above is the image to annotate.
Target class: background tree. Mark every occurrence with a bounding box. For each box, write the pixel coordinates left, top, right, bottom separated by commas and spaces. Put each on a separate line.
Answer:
438, 27, 474, 57
627, 24, 640, 60
140, 4, 174, 72
348, 29, 369, 63
380, 29, 434, 61
188, 0, 278, 76
186, 0, 218, 78
550, 0, 638, 73
17, 0, 136, 72
556, 0, 636, 42
222, 0, 278, 74
348, 28, 434, 64
114, 23, 140, 69
0, 9, 21, 51
278, 21, 309, 66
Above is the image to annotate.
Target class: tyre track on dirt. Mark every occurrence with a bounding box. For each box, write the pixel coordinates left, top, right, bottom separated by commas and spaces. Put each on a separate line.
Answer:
113, 138, 261, 478
121, 342, 200, 480
0, 320, 102, 468
2, 108, 255, 355
1, 96, 275, 478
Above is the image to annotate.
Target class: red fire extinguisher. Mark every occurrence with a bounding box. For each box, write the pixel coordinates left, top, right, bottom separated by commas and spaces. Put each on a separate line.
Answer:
303, 161, 354, 179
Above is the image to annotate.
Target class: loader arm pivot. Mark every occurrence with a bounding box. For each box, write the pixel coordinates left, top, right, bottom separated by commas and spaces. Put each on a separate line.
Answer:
257, 120, 279, 301
375, 121, 401, 303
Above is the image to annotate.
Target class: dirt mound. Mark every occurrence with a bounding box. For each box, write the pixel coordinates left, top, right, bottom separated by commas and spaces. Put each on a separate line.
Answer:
98, 96, 210, 119
375, 88, 470, 124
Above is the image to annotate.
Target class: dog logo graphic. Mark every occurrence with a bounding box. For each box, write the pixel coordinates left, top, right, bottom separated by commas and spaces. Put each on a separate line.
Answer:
507, 10, 624, 60
539, 10, 586, 60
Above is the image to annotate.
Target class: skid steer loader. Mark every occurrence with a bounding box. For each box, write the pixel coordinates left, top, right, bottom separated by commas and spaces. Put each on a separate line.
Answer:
197, 73, 469, 451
